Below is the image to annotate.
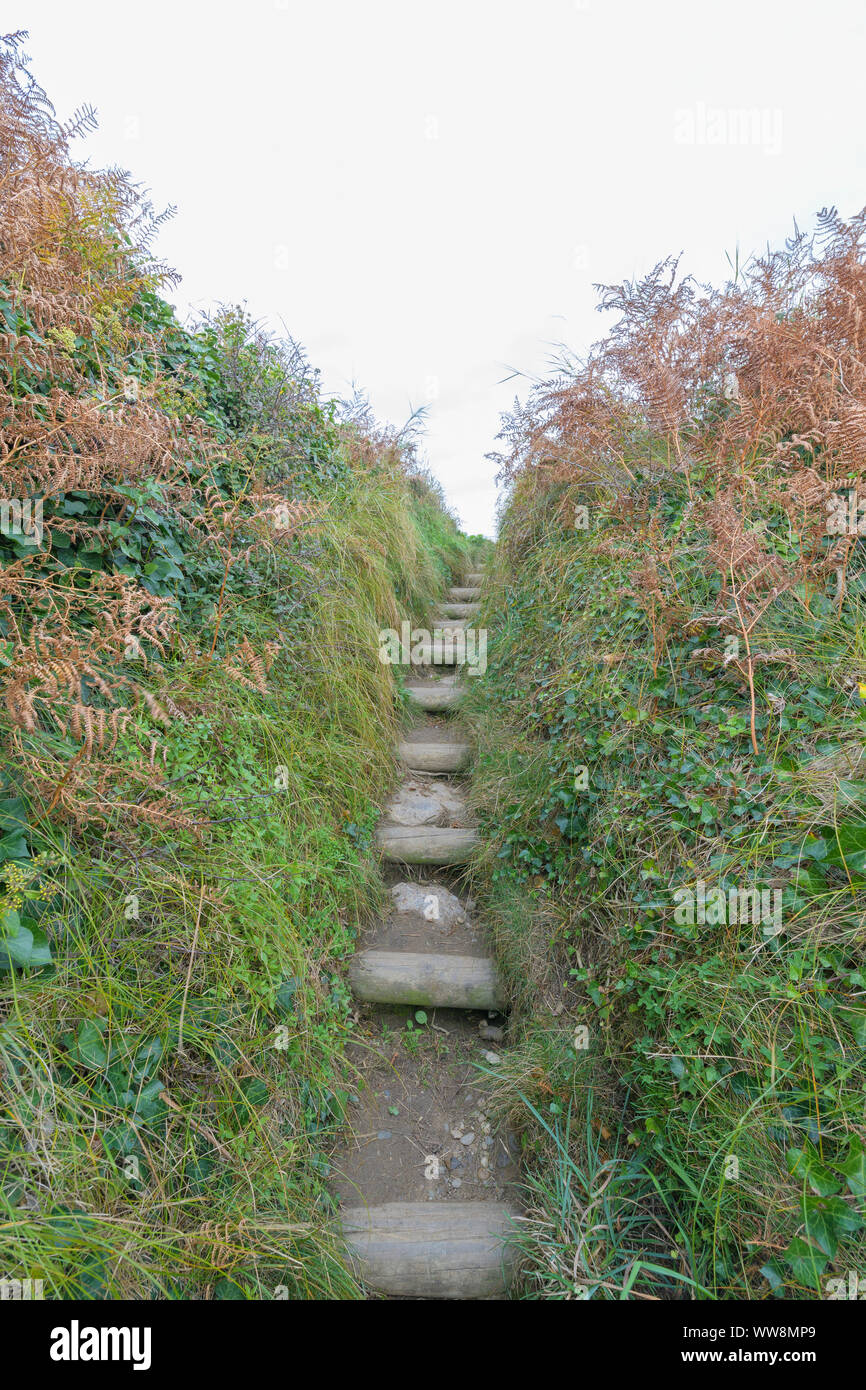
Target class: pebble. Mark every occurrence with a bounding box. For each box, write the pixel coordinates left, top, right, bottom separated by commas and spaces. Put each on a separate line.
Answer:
461, 1131, 475, 1145
479, 1023, 504, 1042
451, 1177, 462, 1188
450, 1125, 464, 1139
484, 1051, 501, 1064
377, 1130, 392, 1140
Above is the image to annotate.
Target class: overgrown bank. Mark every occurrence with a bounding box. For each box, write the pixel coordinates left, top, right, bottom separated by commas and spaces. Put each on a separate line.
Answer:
468, 214, 866, 1299
0, 34, 472, 1297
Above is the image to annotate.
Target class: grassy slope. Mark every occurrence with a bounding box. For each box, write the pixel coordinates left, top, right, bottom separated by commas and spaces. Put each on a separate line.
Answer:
466, 477, 866, 1301
1, 461, 472, 1299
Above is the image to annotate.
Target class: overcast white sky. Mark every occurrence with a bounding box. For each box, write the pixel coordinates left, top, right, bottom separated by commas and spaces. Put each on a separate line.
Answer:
16, 0, 866, 534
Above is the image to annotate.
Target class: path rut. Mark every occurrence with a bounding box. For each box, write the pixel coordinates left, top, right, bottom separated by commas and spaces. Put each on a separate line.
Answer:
330, 573, 520, 1299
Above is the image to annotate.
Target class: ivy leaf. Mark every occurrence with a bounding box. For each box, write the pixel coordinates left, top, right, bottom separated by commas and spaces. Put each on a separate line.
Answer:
846, 1009, 866, 1048
73, 1019, 109, 1070
783, 1236, 830, 1292
0, 910, 52, 969
237, 1077, 268, 1109
760, 1260, 784, 1293
786, 1140, 841, 1196
0, 797, 28, 835
130, 1077, 166, 1122
0, 830, 29, 862
823, 822, 866, 875
838, 1137, 866, 1197
802, 1193, 863, 1258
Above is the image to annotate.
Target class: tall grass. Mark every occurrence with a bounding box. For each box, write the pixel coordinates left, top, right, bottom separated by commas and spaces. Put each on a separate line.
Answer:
466, 471, 866, 1300
0, 467, 472, 1299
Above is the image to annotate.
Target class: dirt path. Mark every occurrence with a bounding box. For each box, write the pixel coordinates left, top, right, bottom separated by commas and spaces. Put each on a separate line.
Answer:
330, 575, 520, 1299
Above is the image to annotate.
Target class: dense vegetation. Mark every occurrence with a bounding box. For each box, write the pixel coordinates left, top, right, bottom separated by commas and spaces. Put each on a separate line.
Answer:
5, 25, 863, 1307
468, 213, 866, 1299
0, 33, 471, 1297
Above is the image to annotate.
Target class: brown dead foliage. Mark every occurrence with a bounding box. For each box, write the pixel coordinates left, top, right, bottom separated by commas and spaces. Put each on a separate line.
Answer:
0, 34, 311, 828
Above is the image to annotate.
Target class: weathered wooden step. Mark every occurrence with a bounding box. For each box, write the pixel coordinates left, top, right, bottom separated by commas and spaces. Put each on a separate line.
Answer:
410, 637, 461, 666
406, 682, 463, 712
438, 602, 480, 620
341, 1201, 517, 1299
434, 617, 471, 633
349, 949, 504, 1009
375, 824, 477, 864
384, 778, 467, 828
398, 740, 470, 773
448, 586, 481, 602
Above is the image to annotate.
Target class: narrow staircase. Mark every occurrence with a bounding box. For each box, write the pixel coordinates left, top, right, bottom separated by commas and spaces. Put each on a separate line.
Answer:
332, 572, 519, 1299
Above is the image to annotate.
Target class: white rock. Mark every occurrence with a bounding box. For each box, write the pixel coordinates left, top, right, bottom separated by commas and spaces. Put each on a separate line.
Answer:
389, 881, 468, 928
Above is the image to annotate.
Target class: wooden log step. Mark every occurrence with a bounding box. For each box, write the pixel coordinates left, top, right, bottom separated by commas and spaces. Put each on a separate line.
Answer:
406, 683, 463, 712
375, 824, 477, 864
410, 638, 461, 666
434, 617, 471, 633
349, 949, 504, 1009
341, 1201, 518, 1299
448, 586, 481, 602
398, 740, 470, 773
438, 602, 480, 620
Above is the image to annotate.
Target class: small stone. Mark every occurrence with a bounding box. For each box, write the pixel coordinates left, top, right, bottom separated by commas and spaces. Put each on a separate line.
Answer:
390, 881, 468, 930
450, 1125, 464, 1139
496, 1150, 511, 1169
377, 1130, 392, 1140
484, 1051, 501, 1064
451, 1177, 462, 1188
478, 1022, 504, 1042
483, 1136, 493, 1147
461, 1131, 475, 1145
